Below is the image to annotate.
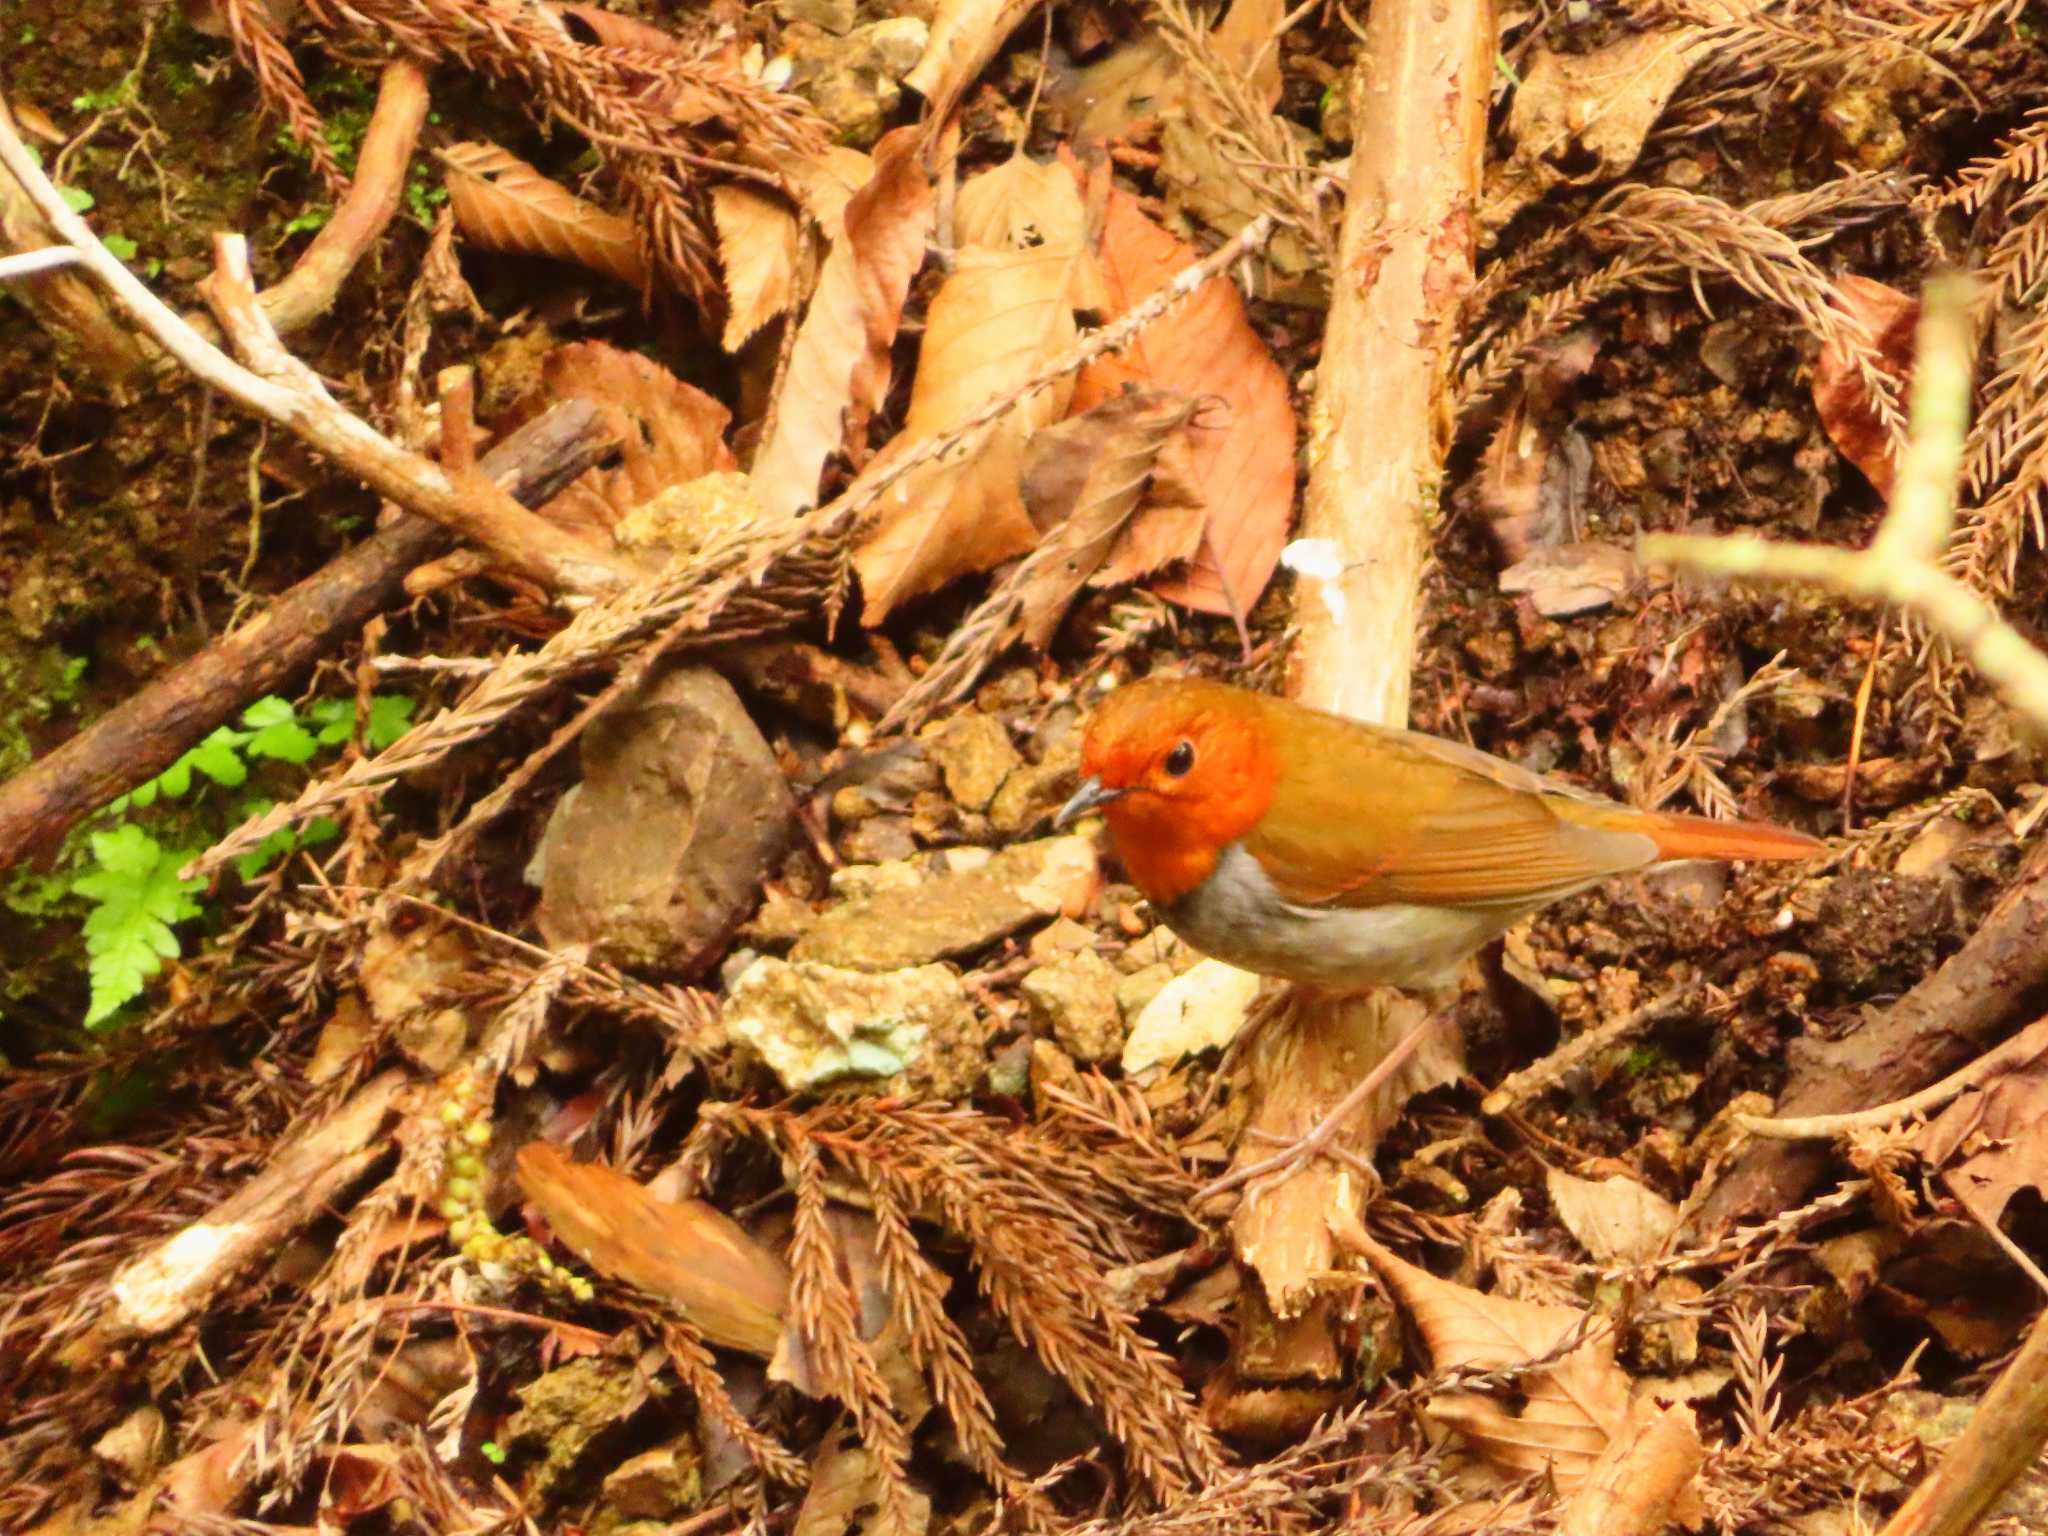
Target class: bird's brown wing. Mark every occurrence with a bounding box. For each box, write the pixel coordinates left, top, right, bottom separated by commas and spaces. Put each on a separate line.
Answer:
1241, 702, 1659, 911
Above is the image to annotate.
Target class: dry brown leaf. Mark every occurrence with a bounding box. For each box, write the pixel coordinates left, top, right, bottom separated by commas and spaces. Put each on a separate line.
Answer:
1069, 168, 1295, 620
955, 153, 1112, 313
1916, 1016, 2048, 1231
1092, 428, 1207, 587
751, 129, 934, 518
852, 244, 1080, 623
1061, 35, 1179, 147
1814, 275, 1917, 497
713, 149, 878, 353
1015, 389, 1203, 644
1211, 0, 1284, 107
1546, 1169, 1680, 1266
713, 186, 804, 353
1485, 28, 1710, 231
1339, 1217, 1629, 1490
442, 142, 648, 290
1555, 1396, 1706, 1536
518, 1142, 790, 1356
533, 342, 736, 534
903, 0, 1041, 128
794, 1424, 933, 1536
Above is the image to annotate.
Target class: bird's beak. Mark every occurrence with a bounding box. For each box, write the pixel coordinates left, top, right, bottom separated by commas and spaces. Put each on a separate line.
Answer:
1054, 775, 1126, 829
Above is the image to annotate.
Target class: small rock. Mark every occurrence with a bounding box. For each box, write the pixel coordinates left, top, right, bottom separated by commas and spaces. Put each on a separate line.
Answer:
1028, 915, 1097, 962
989, 734, 1081, 835
1115, 961, 1177, 1024
93, 1405, 167, 1486
841, 814, 919, 864
536, 666, 794, 975
1122, 959, 1262, 1072
1021, 949, 1124, 1063
789, 17, 931, 145
774, 0, 854, 34
725, 957, 983, 1098
507, 1357, 645, 1500
1117, 925, 1190, 974
929, 712, 1021, 812
596, 1439, 704, 1530
793, 835, 1098, 970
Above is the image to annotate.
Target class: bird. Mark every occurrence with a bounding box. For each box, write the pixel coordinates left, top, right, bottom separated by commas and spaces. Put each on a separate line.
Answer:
1055, 676, 1821, 993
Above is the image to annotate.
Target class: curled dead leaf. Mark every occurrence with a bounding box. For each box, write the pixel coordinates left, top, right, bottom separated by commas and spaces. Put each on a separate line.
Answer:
1814, 275, 1918, 497
518, 1142, 790, 1356
852, 242, 1080, 622
751, 129, 934, 518
904, 0, 1040, 127
1336, 1213, 1628, 1490
1015, 389, 1204, 644
532, 341, 736, 536
552, 2, 685, 52
1067, 161, 1295, 623
442, 142, 649, 290
1555, 1396, 1706, 1536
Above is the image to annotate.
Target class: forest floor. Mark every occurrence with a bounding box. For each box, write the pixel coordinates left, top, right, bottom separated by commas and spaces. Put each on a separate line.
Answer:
6, 0, 2048, 1533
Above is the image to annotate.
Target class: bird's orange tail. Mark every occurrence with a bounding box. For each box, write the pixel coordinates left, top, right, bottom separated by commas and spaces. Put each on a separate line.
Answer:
1640, 809, 1822, 862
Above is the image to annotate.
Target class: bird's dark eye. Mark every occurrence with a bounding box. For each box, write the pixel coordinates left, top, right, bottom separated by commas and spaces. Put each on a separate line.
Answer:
1164, 740, 1196, 777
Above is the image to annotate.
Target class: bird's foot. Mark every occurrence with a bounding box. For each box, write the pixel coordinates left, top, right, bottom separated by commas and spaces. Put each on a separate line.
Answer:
1194, 1011, 1438, 1205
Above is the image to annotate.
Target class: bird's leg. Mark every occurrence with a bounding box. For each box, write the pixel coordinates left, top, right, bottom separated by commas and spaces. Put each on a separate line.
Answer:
1195, 1009, 1440, 1203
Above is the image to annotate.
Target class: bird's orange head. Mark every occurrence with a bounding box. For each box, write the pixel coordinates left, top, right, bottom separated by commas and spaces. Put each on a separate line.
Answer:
1056, 676, 1278, 905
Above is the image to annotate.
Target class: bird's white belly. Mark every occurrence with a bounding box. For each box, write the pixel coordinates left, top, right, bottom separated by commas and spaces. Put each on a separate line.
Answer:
1165, 842, 1516, 992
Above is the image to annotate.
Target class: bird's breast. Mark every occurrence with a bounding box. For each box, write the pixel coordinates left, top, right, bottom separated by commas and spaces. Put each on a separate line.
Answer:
1164, 842, 1520, 992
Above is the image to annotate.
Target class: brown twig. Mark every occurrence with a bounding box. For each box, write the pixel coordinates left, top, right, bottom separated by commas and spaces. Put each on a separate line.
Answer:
1876, 1303, 2048, 1536
0, 400, 616, 871
0, 97, 639, 599
105, 1072, 407, 1337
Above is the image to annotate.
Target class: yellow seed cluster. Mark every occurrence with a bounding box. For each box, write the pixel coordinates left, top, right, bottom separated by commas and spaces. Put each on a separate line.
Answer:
437, 1071, 593, 1302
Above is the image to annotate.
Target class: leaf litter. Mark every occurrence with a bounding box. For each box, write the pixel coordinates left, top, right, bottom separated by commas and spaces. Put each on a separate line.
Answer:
10, 1, 2048, 1535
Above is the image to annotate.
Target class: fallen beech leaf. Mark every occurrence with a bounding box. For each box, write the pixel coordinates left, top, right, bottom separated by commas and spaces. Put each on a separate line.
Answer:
713, 148, 877, 352
1814, 275, 1917, 496
904, 0, 1040, 127
1015, 389, 1203, 644
534, 342, 737, 535
853, 244, 1080, 622
1339, 1216, 1628, 1489
1546, 1168, 1679, 1265
1069, 168, 1295, 620
1555, 1397, 1706, 1536
714, 186, 804, 352
955, 153, 1111, 313
751, 129, 934, 518
518, 1142, 790, 1356
442, 142, 649, 290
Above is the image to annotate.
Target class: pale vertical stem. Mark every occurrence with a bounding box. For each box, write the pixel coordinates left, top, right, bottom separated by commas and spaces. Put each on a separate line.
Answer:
1231, 0, 1495, 1315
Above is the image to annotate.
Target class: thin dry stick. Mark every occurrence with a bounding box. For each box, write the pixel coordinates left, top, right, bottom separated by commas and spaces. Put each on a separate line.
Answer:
0, 97, 636, 598
1876, 1302, 2048, 1536
186, 214, 1278, 879
1649, 273, 2048, 734
1737, 1015, 2048, 1140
